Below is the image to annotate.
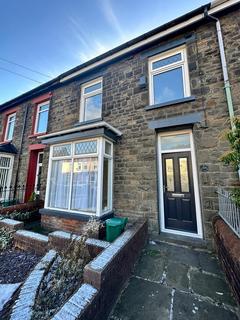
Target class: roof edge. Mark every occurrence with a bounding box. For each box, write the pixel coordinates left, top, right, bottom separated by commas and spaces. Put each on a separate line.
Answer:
1, 0, 238, 110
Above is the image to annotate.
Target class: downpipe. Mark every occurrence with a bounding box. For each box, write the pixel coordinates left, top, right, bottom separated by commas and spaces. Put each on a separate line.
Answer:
205, 10, 235, 127
205, 9, 239, 179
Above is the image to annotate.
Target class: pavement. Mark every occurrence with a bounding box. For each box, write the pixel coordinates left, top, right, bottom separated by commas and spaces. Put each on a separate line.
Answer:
109, 238, 239, 320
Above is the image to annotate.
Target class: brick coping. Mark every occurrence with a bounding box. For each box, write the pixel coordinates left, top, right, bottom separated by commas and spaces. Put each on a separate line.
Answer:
52, 284, 98, 320
10, 250, 57, 320
0, 218, 22, 226
15, 230, 48, 242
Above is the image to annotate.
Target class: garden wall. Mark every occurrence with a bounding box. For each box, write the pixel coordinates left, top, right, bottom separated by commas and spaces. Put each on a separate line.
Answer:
213, 216, 240, 305
0, 218, 23, 231
48, 231, 110, 258
53, 218, 148, 320
0, 200, 43, 215
14, 230, 48, 255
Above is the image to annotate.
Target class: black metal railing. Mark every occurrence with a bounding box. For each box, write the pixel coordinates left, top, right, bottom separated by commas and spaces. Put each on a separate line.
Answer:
217, 187, 240, 238
0, 184, 41, 207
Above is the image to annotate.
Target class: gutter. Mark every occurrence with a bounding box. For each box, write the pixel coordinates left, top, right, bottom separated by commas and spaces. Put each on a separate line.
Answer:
1, 0, 239, 110
60, 0, 239, 82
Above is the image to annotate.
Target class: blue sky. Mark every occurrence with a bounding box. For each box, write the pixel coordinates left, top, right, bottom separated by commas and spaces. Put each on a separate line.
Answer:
0, 0, 208, 104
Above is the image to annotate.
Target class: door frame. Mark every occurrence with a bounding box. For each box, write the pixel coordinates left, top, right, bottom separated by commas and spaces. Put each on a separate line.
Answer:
157, 129, 203, 238
34, 151, 43, 195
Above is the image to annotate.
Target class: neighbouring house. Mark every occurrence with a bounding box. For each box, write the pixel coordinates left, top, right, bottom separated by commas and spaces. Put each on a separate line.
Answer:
0, 0, 239, 242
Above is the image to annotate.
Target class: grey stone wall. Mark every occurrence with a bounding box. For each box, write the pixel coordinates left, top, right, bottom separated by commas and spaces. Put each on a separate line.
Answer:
1, 9, 239, 240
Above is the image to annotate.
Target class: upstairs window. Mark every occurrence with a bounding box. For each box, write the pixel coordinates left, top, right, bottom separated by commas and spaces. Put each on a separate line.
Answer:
80, 78, 102, 122
5, 113, 16, 141
149, 47, 190, 105
35, 101, 49, 134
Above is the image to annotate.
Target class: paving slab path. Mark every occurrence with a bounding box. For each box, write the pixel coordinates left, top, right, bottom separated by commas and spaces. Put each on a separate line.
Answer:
110, 239, 239, 320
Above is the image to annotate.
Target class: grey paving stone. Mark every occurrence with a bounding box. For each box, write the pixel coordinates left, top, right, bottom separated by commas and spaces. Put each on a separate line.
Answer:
165, 262, 190, 291
153, 242, 200, 268
110, 241, 238, 320
134, 249, 166, 282
110, 277, 171, 320
190, 270, 236, 306
173, 290, 238, 320
197, 251, 224, 276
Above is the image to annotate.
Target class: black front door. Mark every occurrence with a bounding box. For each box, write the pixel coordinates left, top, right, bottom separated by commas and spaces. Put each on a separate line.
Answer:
162, 152, 197, 233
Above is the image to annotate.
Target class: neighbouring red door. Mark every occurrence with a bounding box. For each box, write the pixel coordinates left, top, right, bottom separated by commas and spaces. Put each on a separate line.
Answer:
25, 151, 38, 202
25, 145, 45, 202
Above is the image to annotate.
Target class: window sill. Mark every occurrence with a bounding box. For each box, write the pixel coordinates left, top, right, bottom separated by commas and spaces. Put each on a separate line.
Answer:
145, 96, 195, 111
40, 208, 113, 221
29, 132, 47, 138
74, 118, 103, 127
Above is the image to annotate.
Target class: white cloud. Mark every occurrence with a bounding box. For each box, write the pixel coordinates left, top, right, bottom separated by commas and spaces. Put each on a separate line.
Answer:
68, 15, 113, 63
100, 0, 125, 40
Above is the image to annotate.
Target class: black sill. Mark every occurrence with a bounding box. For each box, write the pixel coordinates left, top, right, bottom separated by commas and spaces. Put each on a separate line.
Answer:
145, 96, 196, 111
39, 208, 113, 221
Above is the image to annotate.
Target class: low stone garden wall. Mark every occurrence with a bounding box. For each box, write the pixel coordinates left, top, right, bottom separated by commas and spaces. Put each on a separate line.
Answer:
1, 218, 110, 256
14, 230, 48, 255
48, 230, 110, 258
4, 218, 147, 319
213, 216, 240, 305
53, 218, 148, 320
0, 218, 24, 231
1, 216, 147, 319
10, 250, 57, 320
0, 201, 43, 216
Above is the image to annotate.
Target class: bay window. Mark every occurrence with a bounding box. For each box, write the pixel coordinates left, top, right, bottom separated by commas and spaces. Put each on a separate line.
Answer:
149, 46, 190, 105
46, 137, 113, 216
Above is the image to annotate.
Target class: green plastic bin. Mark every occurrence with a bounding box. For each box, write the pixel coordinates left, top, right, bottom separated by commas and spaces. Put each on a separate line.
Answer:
106, 217, 128, 242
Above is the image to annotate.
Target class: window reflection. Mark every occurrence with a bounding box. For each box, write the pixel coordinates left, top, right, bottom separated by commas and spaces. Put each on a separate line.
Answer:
153, 67, 184, 104
165, 159, 174, 192
179, 158, 189, 193
161, 134, 190, 151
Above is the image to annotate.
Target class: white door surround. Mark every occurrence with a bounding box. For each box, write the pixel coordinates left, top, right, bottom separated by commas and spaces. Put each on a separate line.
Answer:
157, 129, 203, 238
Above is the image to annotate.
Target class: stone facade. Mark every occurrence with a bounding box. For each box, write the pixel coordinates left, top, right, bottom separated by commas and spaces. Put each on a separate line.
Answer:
0, 7, 239, 241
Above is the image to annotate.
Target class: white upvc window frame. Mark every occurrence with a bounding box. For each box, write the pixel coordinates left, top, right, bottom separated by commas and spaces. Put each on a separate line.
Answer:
80, 78, 103, 123
4, 113, 16, 141
34, 151, 43, 194
34, 101, 50, 134
0, 153, 14, 200
148, 46, 191, 106
102, 140, 113, 213
45, 137, 113, 217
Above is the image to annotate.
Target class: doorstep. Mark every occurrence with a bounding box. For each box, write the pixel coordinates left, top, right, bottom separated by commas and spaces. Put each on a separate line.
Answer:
150, 232, 211, 251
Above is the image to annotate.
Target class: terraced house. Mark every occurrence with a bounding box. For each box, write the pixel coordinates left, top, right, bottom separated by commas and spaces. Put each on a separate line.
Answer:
0, 0, 239, 243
